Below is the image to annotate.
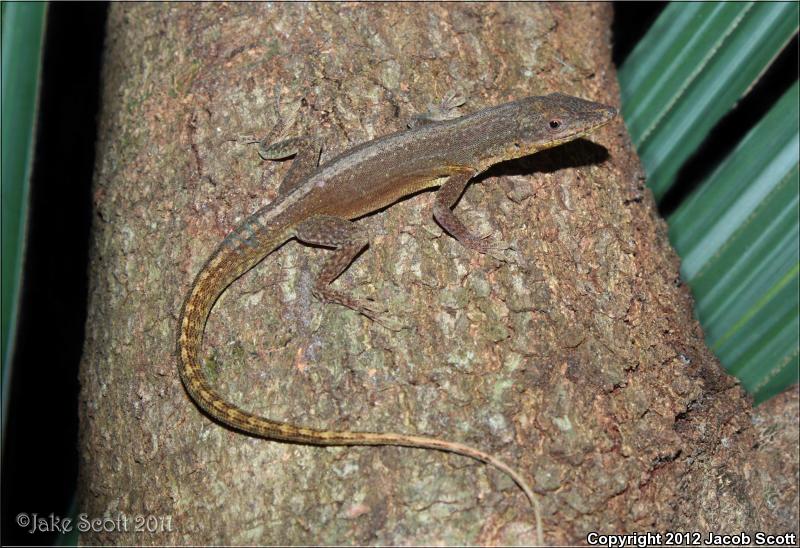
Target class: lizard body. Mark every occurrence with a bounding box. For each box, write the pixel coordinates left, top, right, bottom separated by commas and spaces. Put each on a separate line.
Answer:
177, 93, 616, 543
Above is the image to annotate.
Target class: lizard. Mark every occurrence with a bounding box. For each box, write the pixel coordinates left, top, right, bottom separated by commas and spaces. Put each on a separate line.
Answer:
177, 92, 617, 544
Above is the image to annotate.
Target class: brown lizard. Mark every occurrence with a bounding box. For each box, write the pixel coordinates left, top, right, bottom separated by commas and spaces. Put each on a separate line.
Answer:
177, 93, 616, 544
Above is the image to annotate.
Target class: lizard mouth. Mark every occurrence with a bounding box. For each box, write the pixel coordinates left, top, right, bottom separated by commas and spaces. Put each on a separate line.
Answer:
562, 104, 617, 143
513, 104, 617, 160
578, 105, 617, 134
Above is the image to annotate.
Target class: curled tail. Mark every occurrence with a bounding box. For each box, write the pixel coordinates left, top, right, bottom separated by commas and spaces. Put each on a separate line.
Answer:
177, 221, 543, 545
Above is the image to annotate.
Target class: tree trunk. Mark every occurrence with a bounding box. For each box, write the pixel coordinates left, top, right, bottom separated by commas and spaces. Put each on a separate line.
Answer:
78, 3, 798, 545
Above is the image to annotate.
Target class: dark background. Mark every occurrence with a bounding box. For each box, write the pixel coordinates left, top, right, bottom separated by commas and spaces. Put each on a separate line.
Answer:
1, 3, 796, 545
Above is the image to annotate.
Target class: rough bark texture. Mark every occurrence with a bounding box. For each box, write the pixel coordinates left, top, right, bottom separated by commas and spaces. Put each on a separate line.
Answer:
78, 3, 798, 545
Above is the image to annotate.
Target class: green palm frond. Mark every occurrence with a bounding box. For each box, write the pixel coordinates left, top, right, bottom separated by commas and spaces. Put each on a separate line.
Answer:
1, 3, 47, 399
620, 2, 798, 200
619, 2, 799, 404
670, 83, 799, 403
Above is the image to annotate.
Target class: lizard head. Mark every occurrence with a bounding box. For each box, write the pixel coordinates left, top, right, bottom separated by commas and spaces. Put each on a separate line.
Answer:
515, 93, 617, 152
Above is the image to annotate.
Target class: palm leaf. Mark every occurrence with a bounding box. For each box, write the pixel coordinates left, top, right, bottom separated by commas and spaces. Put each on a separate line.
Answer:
670, 84, 799, 403
619, 2, 799, 404
1, 3, 47, 406
620, 1, 798, 200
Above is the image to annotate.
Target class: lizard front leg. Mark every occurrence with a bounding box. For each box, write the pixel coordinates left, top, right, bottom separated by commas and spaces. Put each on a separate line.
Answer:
407, 91, 466, 129
433, 169, 512, 259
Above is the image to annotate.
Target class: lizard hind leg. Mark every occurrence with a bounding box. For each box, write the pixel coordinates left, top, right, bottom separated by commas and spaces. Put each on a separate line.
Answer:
294, 215, 387, 321
258, 136, 323, 196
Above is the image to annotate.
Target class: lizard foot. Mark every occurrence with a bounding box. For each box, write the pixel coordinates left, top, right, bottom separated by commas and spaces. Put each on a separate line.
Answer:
312, 288, 396, 323
462, 235, 517, 263
407, 91, 467, 129
371, 313, 406, 332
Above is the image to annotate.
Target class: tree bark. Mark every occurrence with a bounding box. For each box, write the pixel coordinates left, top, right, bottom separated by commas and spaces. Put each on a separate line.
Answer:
78, 3, 798, 545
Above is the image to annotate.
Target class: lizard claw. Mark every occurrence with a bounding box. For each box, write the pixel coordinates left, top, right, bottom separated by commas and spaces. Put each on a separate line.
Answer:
463, 236, 517, 263
351, 300, 406, 331
356, 298, 388, 319
372, 313, 406, 332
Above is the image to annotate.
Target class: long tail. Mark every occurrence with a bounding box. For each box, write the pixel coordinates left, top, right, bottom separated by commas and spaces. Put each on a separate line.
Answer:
177, 220, 543, 545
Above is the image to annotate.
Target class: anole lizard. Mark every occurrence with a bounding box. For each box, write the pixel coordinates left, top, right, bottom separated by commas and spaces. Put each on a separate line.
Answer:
177, 93, 616, 543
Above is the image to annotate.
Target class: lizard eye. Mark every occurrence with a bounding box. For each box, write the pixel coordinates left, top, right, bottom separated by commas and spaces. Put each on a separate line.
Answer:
548, 119, 562, 130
